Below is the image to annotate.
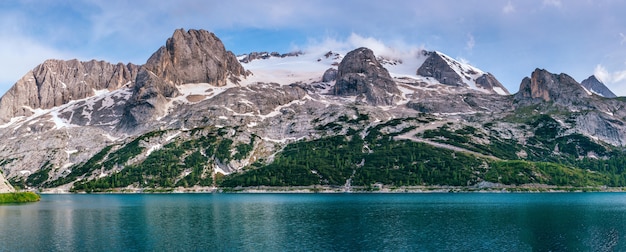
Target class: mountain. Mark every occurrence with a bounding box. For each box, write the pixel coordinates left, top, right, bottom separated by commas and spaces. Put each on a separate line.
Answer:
1, 28, 626, 192
0, 60, 138, 123
417, 51, 509, 95
581, 75, 617, 98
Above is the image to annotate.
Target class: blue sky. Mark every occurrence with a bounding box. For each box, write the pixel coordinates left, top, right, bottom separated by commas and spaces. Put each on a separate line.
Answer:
1, 0, 626, 95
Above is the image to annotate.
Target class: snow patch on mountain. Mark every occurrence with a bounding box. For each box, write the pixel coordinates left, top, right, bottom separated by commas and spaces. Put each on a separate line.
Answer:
241, 51, 342, 85
435, 51, 484, 90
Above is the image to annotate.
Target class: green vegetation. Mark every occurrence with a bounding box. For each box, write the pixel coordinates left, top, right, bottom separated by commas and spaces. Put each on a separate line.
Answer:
46, 146, 114, 188
222, 121, 484, 187
484, 160, 608, 186
71, 128, 245, 192
0, 192, 40, 204
25, 161, 53, 187
20, 112, 624, 191
221, 116, 626, 189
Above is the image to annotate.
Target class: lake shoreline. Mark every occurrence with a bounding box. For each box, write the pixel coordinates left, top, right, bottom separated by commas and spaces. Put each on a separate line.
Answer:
38, 184, 626, 194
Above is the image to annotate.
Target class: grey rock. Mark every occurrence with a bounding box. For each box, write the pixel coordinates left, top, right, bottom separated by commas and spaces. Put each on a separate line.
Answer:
515, 68, 589, 105
0, 172, 14, 193
143, 28, 246, 87
416, 51, 509, 95
407, 92, 513, 114
322, 68, 338, 82
119, 68, 179, 129
239, 51, 303, 63
417, 51, 464, 86
0, 59, 138, 122
581, 75, 617, 98
476, 73, 509, 94
333, 47, 401, 106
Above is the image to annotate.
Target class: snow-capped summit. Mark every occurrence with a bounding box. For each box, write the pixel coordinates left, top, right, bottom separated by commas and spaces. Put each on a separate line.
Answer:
581, 75, 617, 98
416, 51, 509, 95
237, 48, 509, 96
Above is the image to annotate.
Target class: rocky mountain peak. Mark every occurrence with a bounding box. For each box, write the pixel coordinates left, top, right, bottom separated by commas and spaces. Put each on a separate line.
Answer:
333, 47, 401, 105
515, 68, 589, 104
416, 51, 509, 95
143, 28, 246, 86
417, 51, 465, 86
581, 75, 617, 98
0, 59, 139, 122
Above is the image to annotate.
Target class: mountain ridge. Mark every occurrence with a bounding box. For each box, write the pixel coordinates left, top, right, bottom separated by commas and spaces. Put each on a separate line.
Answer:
1, 28, 626, 192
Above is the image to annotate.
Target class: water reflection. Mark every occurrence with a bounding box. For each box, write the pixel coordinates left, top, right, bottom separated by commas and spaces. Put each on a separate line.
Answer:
1, 193, 626, 251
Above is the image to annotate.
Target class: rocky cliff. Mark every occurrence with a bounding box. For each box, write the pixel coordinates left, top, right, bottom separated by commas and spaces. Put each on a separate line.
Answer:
0, 172, 14, 193
333, 47, 401, 105
120, 29, 248, 129
143, 28, 246, 86
515, 68, 589, 104
0, 60, 138, 122
417, 51, 509, 95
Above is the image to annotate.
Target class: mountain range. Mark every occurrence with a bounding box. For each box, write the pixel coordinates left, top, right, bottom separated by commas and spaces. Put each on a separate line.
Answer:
0, 28, 624, 192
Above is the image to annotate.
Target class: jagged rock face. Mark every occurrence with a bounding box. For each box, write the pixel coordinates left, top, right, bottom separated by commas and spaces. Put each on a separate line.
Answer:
239, 51, 302, 63
417, 52, 464, 86
120, 68, 180, 129
0, 59, 138, 122
581, 75, 617, 98
515, 68, 589, 104
0, 172, 14, 193
144, 29, 246, 86
322, 68, 338, 82
333, 47, 401, 105
476, 73, 509, 94
407, 92, 513, 114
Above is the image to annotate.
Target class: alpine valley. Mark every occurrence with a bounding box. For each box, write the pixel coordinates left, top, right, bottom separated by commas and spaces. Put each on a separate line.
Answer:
1, 29, 626, 193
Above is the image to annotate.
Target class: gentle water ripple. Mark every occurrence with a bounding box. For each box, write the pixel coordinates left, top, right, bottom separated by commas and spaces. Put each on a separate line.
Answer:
1, 193, 626, 251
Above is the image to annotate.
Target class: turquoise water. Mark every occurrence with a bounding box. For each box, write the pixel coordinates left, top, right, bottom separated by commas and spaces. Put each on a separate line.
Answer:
1, 193, 626, 251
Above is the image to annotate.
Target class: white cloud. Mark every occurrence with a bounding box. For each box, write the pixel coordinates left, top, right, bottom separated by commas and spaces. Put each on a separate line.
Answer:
620, 33, 626, 45
300, 33, 427, 67
594, 65, 610, 83
503, 1, 515, 14
543, 0, 562, 8
458, 58, 471, 65
614, 70, 626, 83
466, 33, 475, 51
593, 64, 626, 84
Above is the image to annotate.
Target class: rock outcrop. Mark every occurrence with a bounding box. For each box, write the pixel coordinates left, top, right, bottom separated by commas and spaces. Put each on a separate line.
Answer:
0, 172, 14, 193
239, 51, 303, 63
417, 52, 465, 86
120, 29, 247, 129
0, 60, 138, 122
322, 68, 338, 82
120, 68, 180, 129
333, 47, 401, 105
515, 68, 589, 104
581, 75, 617, 98
143, 28, 246, 86
417, 51, 509, 95
476, 73, 509, 94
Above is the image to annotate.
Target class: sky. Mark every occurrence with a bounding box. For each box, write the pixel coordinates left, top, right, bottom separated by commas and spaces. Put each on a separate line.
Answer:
1, 0, 626, 96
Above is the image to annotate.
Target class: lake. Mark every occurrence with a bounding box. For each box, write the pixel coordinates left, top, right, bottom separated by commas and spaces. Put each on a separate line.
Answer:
1, 193, 625, 251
